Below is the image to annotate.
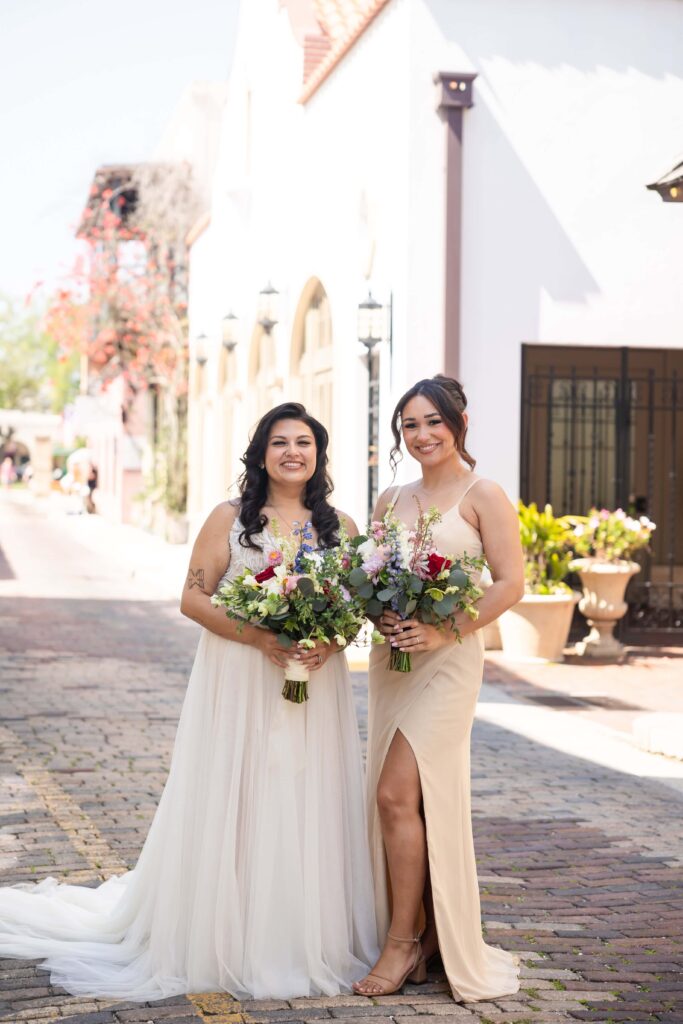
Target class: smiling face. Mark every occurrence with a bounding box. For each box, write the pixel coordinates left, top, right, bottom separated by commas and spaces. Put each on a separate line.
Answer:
264, 418, 317, 488
400, 394, 468, 467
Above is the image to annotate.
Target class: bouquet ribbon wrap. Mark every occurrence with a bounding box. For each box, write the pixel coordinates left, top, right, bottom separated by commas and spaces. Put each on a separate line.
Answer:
283, 656, 310, 703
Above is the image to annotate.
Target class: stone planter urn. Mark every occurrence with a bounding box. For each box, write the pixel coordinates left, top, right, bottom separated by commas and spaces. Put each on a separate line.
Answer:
570, 558, 640, 659
499, 591, 579, 663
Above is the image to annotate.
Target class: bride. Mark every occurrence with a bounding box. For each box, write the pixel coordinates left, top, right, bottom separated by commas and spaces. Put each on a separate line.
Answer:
0, 402, 378, 1001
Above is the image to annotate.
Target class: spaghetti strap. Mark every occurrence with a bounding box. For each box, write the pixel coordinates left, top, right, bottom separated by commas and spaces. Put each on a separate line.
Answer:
455, 475, 482, 510
387, 484, 402, 509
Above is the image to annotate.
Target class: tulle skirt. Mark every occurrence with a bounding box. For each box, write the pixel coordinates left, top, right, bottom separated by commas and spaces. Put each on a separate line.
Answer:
0, 631, 379, 1000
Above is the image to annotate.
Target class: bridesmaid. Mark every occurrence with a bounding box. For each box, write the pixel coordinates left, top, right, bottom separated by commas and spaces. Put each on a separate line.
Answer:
354, 375, 524, 1001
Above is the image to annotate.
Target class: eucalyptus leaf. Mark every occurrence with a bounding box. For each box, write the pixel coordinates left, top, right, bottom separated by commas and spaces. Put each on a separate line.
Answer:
357, 582, 375, 599
449, 569, 468, 589
312, 597, 328, 612
349, 567, 369, 587
297, 577, 315, 597
397, 592, 409, 614
408, 574, 424, 594
405, 598, 417, 615
377, 587, 397, 602
365, 598, 384, 616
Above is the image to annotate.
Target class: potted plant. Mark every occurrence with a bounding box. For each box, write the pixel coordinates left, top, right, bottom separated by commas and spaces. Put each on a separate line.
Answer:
499, 502, 578, 662
569, 508, 656, 658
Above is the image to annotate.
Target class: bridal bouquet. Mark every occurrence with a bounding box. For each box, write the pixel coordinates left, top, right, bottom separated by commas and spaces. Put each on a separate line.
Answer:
212, 522, 367, 703
347, 502, 485, 672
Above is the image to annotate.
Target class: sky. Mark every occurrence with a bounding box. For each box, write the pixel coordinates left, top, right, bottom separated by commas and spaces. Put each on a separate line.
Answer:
0, 0, 239, 304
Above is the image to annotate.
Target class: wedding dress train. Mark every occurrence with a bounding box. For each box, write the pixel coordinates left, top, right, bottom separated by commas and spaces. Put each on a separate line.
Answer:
0, 518, 378, 1000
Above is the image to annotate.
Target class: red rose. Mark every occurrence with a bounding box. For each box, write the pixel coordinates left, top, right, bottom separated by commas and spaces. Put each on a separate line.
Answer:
427, 553, 452, 578
254, 566, 276, 583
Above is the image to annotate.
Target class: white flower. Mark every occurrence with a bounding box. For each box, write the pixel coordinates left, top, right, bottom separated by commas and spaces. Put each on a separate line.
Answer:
573, 524, 585, 537
357, 538, 378, 560
243, 575, 260, 588
398, 528, 412, 569
334, 634, 347, 648
262, 575, 284, 595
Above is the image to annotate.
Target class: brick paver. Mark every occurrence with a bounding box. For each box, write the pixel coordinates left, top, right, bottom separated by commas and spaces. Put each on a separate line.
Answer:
1, 492, 682, 1024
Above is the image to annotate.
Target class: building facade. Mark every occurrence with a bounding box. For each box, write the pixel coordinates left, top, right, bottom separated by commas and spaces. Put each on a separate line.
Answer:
187, 0, 683, 638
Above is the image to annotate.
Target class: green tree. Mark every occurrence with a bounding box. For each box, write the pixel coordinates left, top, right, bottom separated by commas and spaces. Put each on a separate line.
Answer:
0, 295, 79, 412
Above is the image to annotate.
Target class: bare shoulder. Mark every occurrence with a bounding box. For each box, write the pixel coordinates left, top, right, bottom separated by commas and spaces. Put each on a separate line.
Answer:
463, 478, 516, 528
336, 509, 360, 538
199, 500, 239, 538
374, 480, 409, 520
470, 478, 513, 507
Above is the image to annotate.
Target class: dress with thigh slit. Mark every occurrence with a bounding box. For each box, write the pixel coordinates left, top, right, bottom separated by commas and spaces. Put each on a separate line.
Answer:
366, 476, 519, 1002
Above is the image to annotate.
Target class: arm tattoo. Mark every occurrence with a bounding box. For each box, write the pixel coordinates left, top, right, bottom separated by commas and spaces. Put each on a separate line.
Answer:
187, 568, 206, 591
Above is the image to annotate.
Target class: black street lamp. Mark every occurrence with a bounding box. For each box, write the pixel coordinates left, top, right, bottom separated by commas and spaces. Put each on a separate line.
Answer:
195, 333, 209, 367
358, 291, 385, 522
221, 311, 239, 352
646, 160, 683, 203
257, 282, 279, 334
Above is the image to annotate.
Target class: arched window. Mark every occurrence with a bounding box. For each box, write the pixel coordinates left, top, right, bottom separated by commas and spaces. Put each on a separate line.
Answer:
290, 278, 334, 439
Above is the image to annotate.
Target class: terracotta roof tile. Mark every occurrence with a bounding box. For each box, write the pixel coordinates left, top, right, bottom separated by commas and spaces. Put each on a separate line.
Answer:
301, 0, 392, 101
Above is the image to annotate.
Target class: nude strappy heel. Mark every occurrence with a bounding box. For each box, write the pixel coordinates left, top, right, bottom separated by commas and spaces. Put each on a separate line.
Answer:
353, 931, 427, 996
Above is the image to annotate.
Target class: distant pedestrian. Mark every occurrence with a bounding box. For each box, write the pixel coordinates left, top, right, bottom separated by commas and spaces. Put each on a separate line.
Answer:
85, 464, 98, 513
0, 456, 16, 489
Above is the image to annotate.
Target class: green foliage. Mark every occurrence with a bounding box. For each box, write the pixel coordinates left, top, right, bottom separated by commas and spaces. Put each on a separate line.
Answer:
517, 501, 574, 595
0, 295, 79, 412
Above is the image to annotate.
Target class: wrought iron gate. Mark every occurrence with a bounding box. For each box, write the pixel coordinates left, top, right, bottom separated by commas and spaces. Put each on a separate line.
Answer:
521, 345, 683, 643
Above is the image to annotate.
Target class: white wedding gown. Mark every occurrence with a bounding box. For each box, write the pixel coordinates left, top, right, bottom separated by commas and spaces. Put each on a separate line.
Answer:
0, 518, 379, 1000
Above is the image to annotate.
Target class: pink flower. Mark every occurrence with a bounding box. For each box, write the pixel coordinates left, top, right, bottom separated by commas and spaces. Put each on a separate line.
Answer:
362, 544, 392, 579
340, 585, 351, 602
268, 549, 284, 566
600, 509, 611, 520
284, 575, 302, 594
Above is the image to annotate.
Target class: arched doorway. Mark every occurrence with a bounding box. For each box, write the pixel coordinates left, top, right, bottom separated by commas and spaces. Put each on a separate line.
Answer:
290, 278, 334, 441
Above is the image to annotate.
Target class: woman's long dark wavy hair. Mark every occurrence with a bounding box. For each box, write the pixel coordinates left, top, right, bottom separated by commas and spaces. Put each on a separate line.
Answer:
237, 402, 339, 550
390, 374, 476, 475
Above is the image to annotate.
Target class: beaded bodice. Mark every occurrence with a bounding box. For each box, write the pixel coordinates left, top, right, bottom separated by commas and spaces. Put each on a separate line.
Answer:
215, 517, 276, 593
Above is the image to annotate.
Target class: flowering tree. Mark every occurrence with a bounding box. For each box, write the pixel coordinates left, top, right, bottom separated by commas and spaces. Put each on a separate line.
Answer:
46, 162, 201, 514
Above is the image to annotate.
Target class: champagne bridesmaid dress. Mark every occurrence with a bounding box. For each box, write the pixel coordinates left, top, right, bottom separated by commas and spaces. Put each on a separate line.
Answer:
366, 476, 520, 1002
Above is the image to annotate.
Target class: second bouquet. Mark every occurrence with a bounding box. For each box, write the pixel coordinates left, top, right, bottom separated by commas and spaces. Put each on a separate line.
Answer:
348, 502, 485, 672
212, 522, 368, 703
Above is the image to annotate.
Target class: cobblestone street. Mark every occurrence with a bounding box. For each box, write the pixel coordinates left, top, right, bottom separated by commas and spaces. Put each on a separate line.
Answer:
1, 492, 682, 1024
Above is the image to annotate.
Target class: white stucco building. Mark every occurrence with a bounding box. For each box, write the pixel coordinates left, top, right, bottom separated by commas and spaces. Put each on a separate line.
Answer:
187, 0, 683, 640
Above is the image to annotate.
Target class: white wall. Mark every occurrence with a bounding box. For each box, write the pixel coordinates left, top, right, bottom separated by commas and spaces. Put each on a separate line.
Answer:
190, 0, 420, 530
410, 0, 683, 497
189, 0, 683, 532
